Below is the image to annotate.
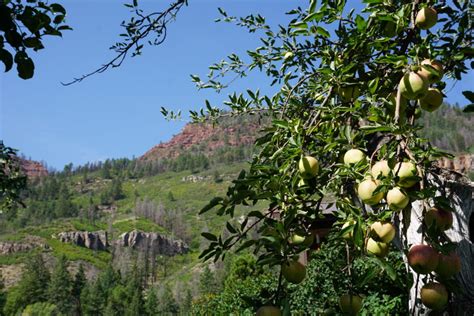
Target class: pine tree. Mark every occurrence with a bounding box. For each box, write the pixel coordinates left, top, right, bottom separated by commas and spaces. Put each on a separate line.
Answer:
181, 289, 193, 315
144, 287, 159, 315
159, 284, 179, 315
48, 255, 73, 314
81, 282, 104, 316
72, 263, 87, 315
199, 266, 217, 296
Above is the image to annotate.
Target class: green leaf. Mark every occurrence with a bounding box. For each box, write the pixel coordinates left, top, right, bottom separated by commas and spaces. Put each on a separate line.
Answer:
462, 91, 474, 103
226, 222, 237, 234
201, 232, 218, 242
50, 3, 66, 14
0, 49, 13, 72
199, 197, 223, 214
463, 104, 474, 113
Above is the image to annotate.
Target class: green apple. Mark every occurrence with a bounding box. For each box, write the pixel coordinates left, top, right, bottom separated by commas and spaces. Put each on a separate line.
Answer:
419, 59, 444, 83
290, 233, 314, 247
424, 207, 453, 231
357, 179, 384, 205
341, 220, 355, 240
256, 306, 282, 316
344, 149, 366, 165
371, 160, 391, 178
282, 260, 306, 284
420, 282, 448, 311
408, 244, 439, 274
299, 156, 319, 179
370, 221, 396, 243
366, 238, 389, 257
420, 88, 443, 112
394, 162, 418, 188
415, 7, 438, 30
337, 85, 360, 102
398, 72, 428, 100
339, 294, 363, 316
435, 251, 461, 279
386, 187, 410, 211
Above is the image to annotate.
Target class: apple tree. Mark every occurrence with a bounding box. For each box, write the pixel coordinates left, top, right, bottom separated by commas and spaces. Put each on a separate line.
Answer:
190, 0, 473, 314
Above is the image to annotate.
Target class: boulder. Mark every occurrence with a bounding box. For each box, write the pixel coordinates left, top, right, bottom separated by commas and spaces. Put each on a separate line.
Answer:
56, 231, 108, 251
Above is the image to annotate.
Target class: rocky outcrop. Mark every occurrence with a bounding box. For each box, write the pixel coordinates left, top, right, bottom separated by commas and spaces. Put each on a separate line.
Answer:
56, 231, 108, 251
19, 159, 48, 178
115, 230, 188, 256
437, 154, 474, 175
0, 241, 48, 255
112, 230, 189, 275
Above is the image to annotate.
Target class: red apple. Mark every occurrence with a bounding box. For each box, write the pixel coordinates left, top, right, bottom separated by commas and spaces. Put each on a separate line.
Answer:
408, 244, 439, 274
424, 207, 453, 231
435, 251, 461, 279
420, 282, 448, 311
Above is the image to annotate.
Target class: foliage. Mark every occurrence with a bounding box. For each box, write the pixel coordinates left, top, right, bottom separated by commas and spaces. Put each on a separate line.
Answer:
47, 255, 73, 314
0, 142, 27, 212
20, 302, 60, 316
0, 0, 71, 79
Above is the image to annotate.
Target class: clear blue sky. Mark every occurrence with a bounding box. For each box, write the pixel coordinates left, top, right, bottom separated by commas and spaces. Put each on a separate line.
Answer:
1, 1, 472, 170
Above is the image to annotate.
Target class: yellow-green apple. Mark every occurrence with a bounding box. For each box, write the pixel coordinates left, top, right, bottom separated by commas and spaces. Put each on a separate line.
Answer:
386, 187, 410, 211
337, 85, 360, 102
357, 179, 384, 205
408, 244, 439, 274
394, 162, 418, 188
419, 59, 444, 83
420, 88, 443, 112
341, 220, 355, 240
256, 306, 282, 316
282, 260, 306, 284
299, 156, 319, 179
339, 294, 363, 315
366, 238, 389, 257
344, 149, 366, 165
420, 282, 448, 311
290, 233, 314, 247
371, 160, 391, 178
435, 251, 461, 279
398, 72, 428, 100
415, 7, 438, 30
370, 221, 396, 243
424, 207, 453, 231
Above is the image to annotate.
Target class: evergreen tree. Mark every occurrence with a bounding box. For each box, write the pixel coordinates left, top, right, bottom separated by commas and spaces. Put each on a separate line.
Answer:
80, 282, 103, 316
144, 288, 159, 315
48, 255, 73, 314
4, 254, 50, 314
158, 285, 179, 315
72, 264, 87, 315
181, 289, 193, 315
199, 266, 217, 296
0, 271, 6, 315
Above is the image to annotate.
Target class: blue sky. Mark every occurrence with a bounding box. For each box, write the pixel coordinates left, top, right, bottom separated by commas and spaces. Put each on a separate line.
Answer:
1, 0, 472, 170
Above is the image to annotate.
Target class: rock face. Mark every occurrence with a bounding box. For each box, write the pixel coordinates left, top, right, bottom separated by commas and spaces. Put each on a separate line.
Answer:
437, 154, 474, 175
57, 231, 108, 251
115, 230, 188, 256
140, 118, 261, 161
112, 230, 189, 275
19, 159, 48, 178
0, 241, 47, 255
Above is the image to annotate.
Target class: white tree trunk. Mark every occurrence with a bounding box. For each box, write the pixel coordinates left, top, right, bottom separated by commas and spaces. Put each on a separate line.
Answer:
401, 175, 474, 315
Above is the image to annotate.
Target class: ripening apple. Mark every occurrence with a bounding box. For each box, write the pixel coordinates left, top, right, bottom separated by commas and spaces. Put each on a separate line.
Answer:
357, 179, 384, 205
435, 251, 461, 279
299, 156, 319, 179
394, 161, 418, 188
366, 238, 389, 257
339, 294, 363, 316
420, 88, 443, 112
371, 160, 391, 179
337, 85, 360, 102
415, 7, 438, 30
290, 233, 314, 247
256, 306, 282, 316
386, 187, 410, 211
398, 72, 428, 100
282, 260, 306, 284
341, 220, 355, 240
420, 282, 448, 311
344, 149, 366, 165
418, 59, 444, 83
424, 207, 453, 231
370, 221, 396, 243
408, 244, 439, 274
